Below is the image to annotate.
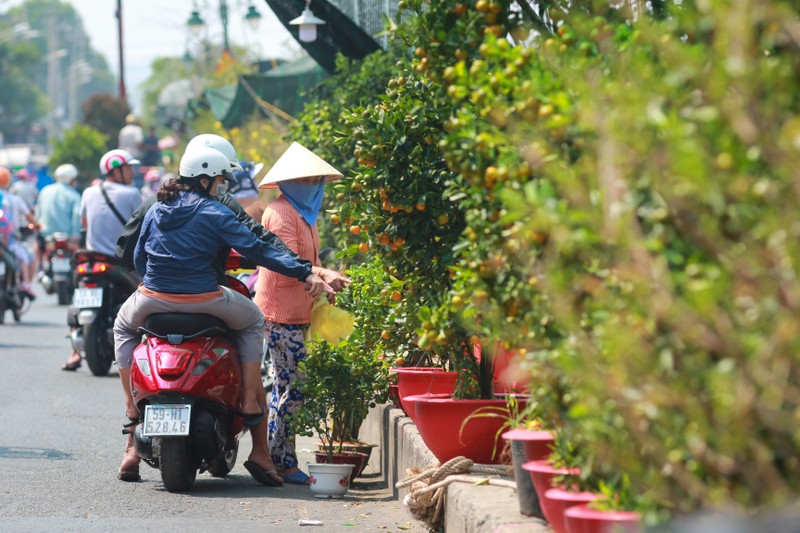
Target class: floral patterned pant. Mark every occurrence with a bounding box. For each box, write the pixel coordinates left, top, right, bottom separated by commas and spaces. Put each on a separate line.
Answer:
265, 321, 307, 470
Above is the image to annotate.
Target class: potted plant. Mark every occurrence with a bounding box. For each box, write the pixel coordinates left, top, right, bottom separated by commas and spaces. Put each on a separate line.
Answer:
500, 400, 550, 518
562, 477, 643, 533
290, 336, 391, 495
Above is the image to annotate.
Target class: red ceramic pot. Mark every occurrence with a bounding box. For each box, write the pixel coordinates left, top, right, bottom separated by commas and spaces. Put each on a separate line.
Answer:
564, 504, 642, 533
542, 487, 599, 533
388, 384, 407, 415
501, 428, 555, 462
409, 393, 527, 464
474, 343, 530, 394
314, 451, 369, 482
317, 441, 377, 475
522, 460, 581, 503
401, 392, 442, 422
389, 367, 457, 421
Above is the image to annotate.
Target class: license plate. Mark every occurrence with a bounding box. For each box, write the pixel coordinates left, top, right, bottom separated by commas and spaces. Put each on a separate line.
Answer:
72, 287, 103, 308
142, 404, 191, 436
52, 257, 72, 273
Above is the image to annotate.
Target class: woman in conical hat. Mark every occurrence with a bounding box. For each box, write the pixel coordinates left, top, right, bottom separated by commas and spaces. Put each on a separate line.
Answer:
255, 142, 351, 485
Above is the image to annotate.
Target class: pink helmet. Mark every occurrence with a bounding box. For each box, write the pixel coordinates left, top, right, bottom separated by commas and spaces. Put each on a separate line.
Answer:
0, 211, 11, 242
15, 168, 34, 181
144, 168, 161, 182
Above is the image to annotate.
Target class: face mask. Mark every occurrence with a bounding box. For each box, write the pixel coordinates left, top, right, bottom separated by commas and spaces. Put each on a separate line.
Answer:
278, 180, 325, 227
216, 183, 228, 196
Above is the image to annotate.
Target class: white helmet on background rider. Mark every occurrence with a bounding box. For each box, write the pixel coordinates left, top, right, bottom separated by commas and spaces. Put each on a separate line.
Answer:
54, 164, 78, 184
185, 134, 243, 171
179, 146, 236, 183
99, 149, 139, 176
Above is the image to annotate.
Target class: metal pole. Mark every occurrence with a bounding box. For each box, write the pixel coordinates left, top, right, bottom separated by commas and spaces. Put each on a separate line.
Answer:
46, 15, 59, 148
116, 0, 127, 101
219, 0, 230, 52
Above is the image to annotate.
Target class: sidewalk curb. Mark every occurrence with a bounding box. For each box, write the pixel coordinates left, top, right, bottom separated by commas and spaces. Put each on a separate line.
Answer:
359, 403, 548, 532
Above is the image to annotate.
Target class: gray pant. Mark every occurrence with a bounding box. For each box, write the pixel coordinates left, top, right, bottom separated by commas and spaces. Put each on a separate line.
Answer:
113, 286, 265, 369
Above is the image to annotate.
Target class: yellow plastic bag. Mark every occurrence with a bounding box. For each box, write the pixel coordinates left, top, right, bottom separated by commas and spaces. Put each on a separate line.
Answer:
305, 297, 355, 344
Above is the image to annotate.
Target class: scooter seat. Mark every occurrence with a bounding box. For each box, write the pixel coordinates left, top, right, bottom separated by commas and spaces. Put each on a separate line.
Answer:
143, 313, 229, 337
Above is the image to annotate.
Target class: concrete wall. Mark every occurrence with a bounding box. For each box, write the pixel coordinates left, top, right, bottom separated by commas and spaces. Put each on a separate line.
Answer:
359, 403, 547, 533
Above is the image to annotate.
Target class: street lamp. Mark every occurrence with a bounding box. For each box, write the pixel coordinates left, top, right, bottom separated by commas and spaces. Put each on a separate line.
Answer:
244, 4, 262, 31
290, 0, 326, 43
0, 22, 39, 42
187, 9, 205, 36
186, 1, 262, 53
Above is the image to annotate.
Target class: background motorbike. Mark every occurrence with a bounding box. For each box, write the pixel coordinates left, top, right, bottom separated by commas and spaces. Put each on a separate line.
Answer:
129, 269, 253, 492
38, 232, 77, 305
0, 241, 27, 324
70, 250, 141, 376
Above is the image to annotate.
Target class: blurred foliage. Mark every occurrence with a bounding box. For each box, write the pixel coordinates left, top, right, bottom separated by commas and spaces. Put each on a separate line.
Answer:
181, 52, 291, 180
2, 0, 115, 143
48, 124, 108, 184
81, 93, 130, 151
0, 36, 45, 143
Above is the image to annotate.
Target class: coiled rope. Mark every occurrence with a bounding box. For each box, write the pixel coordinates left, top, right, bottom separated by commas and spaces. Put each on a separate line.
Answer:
396, 456, 516, 529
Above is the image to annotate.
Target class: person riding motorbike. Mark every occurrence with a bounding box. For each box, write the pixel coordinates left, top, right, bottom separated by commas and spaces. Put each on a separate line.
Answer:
35, 163, 82, 262
62, 150, 142, 371
34, 163, 82, 306
112, 145, 334, 484
0, 166, 39, 300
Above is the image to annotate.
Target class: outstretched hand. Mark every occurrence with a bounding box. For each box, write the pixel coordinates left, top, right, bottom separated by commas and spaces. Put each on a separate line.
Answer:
304, 273, 335, 301
318, 268, 351, 293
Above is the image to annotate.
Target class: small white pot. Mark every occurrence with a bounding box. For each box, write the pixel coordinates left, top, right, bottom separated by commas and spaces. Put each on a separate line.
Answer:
307, 463, 355, 499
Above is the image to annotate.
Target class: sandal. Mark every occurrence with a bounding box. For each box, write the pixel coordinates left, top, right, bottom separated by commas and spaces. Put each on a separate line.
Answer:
122, 416, 139, 435
61, 358, 82, 371
281, 469, 311, 485
117, 465, 141, 482
243, 460, 284, 487
240, 405, 266, 427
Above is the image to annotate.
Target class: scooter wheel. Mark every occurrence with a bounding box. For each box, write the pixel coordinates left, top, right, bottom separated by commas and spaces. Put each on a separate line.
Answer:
84, 321, 113, 376
159, 437, 197, 492
0, 285, 6, 324
56, 281, 72, 306
208, 441, 239, 478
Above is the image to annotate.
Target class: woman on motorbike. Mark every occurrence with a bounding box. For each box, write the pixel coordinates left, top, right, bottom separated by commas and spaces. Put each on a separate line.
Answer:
113, 146, 333, 485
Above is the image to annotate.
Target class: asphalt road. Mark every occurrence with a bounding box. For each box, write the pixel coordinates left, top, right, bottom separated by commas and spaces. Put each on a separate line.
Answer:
0, 283, 426, 533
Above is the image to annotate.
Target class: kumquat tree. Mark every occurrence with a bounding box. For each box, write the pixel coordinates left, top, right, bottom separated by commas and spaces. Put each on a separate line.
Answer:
284, 0, 799, 525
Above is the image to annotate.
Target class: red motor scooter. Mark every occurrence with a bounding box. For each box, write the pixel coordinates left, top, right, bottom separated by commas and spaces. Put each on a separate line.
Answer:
128, 255, 257, 492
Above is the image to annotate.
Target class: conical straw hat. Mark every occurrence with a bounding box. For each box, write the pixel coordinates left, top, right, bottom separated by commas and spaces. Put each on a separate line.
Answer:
258, 142, 343, 189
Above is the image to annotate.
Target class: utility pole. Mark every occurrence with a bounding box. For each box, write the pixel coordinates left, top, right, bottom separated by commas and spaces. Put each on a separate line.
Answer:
116, 0, 127, 102
45, 15, 66, 149
219, 0, 230, 53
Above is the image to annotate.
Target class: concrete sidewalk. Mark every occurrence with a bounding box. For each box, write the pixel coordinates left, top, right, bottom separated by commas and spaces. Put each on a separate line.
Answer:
358, 403, 548, 532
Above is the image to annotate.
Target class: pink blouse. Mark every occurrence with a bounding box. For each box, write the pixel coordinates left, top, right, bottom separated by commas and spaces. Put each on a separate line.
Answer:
255, 195, 322, 324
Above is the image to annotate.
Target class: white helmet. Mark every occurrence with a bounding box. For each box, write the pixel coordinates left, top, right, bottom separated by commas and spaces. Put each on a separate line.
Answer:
186, 134, 243, 171
54, 164, 78, 183
179, 146, 235, 182
99, 149, 140, 176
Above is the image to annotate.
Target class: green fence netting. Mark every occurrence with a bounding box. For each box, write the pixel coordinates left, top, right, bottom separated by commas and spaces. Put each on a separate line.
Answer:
203, 55, 329, 128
